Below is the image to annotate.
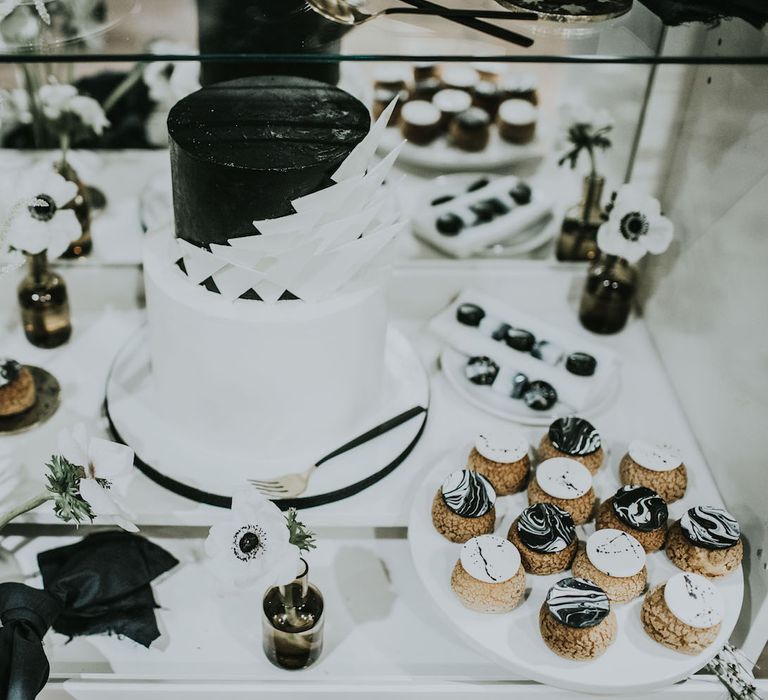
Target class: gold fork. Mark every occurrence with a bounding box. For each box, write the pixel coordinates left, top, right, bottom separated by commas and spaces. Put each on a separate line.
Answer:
249, 406, 426, 500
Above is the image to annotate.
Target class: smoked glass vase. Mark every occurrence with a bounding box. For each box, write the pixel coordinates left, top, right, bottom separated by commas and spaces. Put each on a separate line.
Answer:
578, 254, 637, 334
556, 175, 605, 262
262, 559, 324, 670
17, 252, 72, 348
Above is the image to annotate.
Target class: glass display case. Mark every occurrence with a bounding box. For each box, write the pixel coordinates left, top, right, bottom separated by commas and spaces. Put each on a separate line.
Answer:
0, 2, 767, 698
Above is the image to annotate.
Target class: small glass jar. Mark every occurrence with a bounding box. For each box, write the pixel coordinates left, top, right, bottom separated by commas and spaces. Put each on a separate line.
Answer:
17, 251, 72, 349
556, 175, 605, 262
579, 254, 637, 334
262, 559, 324, 670
57, 162, 92, 259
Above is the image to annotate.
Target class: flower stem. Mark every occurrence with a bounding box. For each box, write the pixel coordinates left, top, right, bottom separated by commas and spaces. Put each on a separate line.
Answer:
102, 63, 146, 115
59, 133, 70, 171
0, 490, 52, 531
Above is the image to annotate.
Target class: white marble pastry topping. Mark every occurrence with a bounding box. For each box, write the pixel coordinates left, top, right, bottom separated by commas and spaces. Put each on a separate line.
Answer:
401, 100, 441, 126
664, 572, 724, 629
628, 440, 682, 472
536, 458, 592, 500
441, 66, 480, 90
433, 89, 472, 114
475, 429, 528, 464
500, 72, 538, 92
586, 528, 646, 578
461, 534, 521, 583
373, 65, 410, 84
441, 469, 496, 518
498, 99, 538, 125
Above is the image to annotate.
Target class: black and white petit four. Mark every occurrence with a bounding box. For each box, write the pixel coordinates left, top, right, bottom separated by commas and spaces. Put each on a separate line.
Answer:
528, 457, 595, 525
449, 107, 492, 152
400, 100, 442, 145
597, 485, 669, 552
432, 469, 497, 543
538, 416, 604, 473
432, 88, 473, 131
441, 66, 480, 92
641, 572, 724, 655
522, 380, 558, 411
497, 99, 538, 145
467, 429, 530, 495
572, 528, 647, 603
666, 505, 743, 578
507, 502, 577, 575
565, 352, 597, 377
451, 534, 526, 613
620, 440, 687, 502
456, 303, 486, 327
465, 356, 499, 386
539, 577, 617, 660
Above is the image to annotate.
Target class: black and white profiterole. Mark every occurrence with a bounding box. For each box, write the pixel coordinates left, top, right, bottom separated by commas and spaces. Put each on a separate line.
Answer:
441, 469, 496, 518
167, 75, 370, 247
517, 503, 576, 554
680, 506, 741, 550
612, 485, 668, 532
465, 356, 499, 386
545, 577, 611, 629
548, 416, 601, 456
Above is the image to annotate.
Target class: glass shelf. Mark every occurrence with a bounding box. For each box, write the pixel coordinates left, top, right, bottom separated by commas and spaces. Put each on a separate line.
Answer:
0, 0, 766, 65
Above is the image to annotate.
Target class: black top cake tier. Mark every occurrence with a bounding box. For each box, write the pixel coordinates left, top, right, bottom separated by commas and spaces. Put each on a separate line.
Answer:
168, 75, 370, 247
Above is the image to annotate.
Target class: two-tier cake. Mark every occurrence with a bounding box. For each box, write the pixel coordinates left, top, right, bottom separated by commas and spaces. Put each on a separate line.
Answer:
138, 75, 411, 485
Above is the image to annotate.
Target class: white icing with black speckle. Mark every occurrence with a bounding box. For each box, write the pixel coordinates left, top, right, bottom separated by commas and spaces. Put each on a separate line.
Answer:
586, 528, 646, 578
0, 358, 21, 388
475, 429, 528, 464
460, 534, 520, 583
536, 458, 592, 500
548, 416, 601, 456
681, 506, 740, 550
441, 469, 496, 518
664, 572, 724, 629
628, 440, 682, 472
517, 502, 575, 553
611, 485, 668, 532
545, 577, 610, 629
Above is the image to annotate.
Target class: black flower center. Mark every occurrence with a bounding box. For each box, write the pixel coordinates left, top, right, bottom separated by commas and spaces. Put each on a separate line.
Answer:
619, 211, 649, 242
28, 194, 57, 222
233, 525, 266, 562
161, 64, 175, 81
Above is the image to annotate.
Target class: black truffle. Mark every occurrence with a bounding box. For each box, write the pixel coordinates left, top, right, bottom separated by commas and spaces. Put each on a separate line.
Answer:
566, 352, 598, 377
431, 194, 455, 207
467, 178, 490, 193
465, 356, 499, 386
509, 182, 532, 205
456, 303, 485, 327
523, 380, 557, 411
470, 200, 496, 223
436, 213, 464, 236
491, 323, 511, 341
505, 327, 536, 352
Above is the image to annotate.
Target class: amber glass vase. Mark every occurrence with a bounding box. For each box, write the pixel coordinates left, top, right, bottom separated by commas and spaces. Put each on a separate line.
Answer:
556, 175, 605, 262
262, 559, 324, 670
17, 252, 72, 348
57, 162, 92, 259
579, 254, 637, 334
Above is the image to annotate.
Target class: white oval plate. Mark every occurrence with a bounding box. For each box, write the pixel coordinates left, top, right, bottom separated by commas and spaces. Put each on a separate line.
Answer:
408, 449, 744, 696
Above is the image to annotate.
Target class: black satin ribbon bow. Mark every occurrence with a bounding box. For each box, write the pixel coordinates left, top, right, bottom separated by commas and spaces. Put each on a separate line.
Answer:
0, 532, 178, 700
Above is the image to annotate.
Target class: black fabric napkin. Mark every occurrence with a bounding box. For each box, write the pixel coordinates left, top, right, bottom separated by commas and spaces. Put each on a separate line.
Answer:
639, 0, 768, 28
0, 532, 178, 700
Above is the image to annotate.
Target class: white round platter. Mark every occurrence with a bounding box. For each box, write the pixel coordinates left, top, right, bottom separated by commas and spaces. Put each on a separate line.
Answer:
411, 172, 557, 258
106, 325, 429, 503
440, 346, 619, 426
408, 449, 743, 696
378, 125, 546, 173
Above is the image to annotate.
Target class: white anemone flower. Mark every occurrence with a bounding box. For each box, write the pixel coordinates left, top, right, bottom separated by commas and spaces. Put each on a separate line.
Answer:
597, 185, 674, 264
57, 424, 138, 532
66, 94, 110, 135
144, 41, 201, 107
205, 488, 301, 591
1, 165, 81, 258
37, 83, 78, 121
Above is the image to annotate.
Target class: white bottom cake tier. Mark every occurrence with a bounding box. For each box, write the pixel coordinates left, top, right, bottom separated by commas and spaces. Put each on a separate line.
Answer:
143, 229, 389, 466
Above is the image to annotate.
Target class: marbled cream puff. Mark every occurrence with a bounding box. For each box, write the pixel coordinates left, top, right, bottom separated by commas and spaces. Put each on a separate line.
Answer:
432, 469, 496, 543
538, 416, 604, 474
596, 485, 668, 552
508, 503, 577, 575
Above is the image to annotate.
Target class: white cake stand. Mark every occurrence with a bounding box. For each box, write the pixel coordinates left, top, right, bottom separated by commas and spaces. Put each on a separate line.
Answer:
408, 449, 743, 695
105, 325, 429, 509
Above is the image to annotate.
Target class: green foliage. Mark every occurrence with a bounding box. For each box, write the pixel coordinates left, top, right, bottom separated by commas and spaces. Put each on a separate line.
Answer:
285, 508, 317, 553
45, 454, 93, 525
558, 123, 613, 172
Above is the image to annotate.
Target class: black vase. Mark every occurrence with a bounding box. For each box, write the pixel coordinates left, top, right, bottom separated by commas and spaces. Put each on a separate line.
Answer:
579, 254, 637, 334
17, 252, 72, 348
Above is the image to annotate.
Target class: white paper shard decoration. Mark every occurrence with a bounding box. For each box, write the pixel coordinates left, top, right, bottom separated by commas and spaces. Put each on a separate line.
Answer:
170, 101, 406, 303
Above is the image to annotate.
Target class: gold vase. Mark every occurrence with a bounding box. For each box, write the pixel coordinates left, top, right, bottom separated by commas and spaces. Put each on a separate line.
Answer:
262, 559, 324, 670
556, 174, 605, 262
17, 251, 72, 348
